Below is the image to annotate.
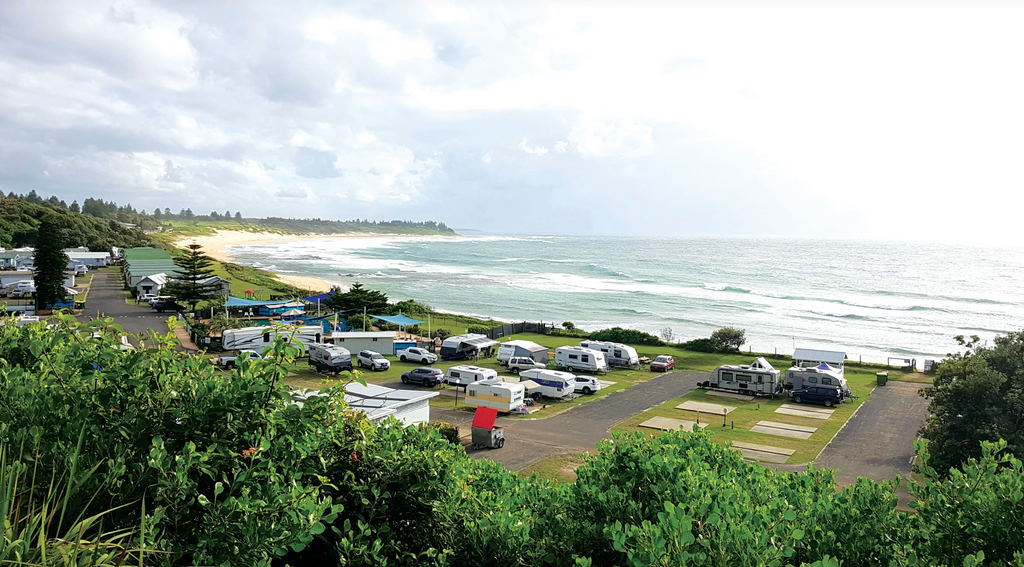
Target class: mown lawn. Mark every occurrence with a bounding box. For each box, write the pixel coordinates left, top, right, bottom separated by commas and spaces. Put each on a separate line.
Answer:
518, 453, 588, 483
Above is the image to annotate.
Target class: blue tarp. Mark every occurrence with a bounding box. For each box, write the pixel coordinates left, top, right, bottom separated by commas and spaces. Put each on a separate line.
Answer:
371, 313, 425, 326
301, 291, 337, 303
225, 296, 299, 307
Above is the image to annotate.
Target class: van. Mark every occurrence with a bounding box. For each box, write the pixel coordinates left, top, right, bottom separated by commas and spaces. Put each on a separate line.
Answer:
554, 346, 608, 373
578, 340, 639, 368
308, 344, 353, 373
465, 378, 526, 412
446, 365, 498, 388
518, 369, 575, 400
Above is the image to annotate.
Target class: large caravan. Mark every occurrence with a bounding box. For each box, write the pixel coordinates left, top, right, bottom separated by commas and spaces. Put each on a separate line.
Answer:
578, 340, 639, 368
465, 378, 526, 412
518, 369, 575, 400
784, 365, 851, 397
446, 365, 498, 388
222, 326, 323, 352
440, 333, 500, 360
554, 346, 608, 373
700, 357, 783, 397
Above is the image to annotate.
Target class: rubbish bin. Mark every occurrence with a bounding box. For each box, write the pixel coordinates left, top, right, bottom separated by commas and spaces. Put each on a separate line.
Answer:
876, 371, 888, 386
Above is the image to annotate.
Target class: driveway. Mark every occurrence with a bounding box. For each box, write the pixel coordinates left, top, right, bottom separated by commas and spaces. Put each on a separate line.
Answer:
76, 268, 177, 336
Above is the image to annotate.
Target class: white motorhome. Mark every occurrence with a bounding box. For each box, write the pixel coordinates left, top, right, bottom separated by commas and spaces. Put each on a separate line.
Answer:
518, 369, 576, 400
784, 365, 850, 396
308, 343, 353, 373
465, 378, 526, 412
701, 357, 783, 397
554, 346, 608, 373
446, 365, 498, 388
496, 340, 550, 365
578, 340, 640, 368
222, 326, 323, 352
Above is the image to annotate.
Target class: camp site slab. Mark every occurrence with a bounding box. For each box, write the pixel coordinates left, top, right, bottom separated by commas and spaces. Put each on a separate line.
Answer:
751, 421, 818, 440
775, 404, 835, 420
730, 441, 795, 464
706, 390, 755, 401
676, 401, 737, 415
639, 417, 707, 432
598, 379, 616, 388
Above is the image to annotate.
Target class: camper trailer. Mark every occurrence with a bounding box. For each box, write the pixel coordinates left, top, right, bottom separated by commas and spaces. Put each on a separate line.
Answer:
784, 365, 851, 396
222, 326, 323, 352
578, 340, 640, 368
465, 378, 526, 412
446, 365, 498, 388
700, 357, 783, 397
440, 333, 500, 360
554, 346, 608, 373
496, 340, 550, 365
518, 369, 576, 400
308, 344, 353, 373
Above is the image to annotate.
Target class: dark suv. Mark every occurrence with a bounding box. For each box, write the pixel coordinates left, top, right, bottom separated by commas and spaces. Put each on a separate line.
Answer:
151, 300, 186, 313
790, 386, 844, 407
401, 367, 444, 387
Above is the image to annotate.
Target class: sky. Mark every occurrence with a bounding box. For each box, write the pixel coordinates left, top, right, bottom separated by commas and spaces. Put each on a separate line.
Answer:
1, 1, 1022, 241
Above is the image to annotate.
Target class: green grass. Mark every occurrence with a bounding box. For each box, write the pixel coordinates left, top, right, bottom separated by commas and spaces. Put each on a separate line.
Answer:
518, 453, 588, 483
612, 368, 879, 464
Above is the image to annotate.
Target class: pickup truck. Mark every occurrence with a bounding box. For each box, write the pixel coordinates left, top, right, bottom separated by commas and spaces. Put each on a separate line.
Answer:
396, 346, 437, 364
215, 350, 263, 368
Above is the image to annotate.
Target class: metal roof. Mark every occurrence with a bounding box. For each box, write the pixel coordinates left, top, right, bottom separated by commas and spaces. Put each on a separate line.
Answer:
793, 348, 846, 365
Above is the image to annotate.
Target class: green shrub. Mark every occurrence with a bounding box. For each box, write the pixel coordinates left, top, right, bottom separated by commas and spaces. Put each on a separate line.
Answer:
681, 337, 720, 352
429, 421, 462, 445
466, 325, 492, 335
711, 326, 746, 351
547, 327, 590, 338
588, 327, 663, 346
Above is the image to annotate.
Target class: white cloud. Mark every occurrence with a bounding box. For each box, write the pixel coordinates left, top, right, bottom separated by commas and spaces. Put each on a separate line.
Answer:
518, 138, 548, 156
553, 141, 567, 153
567, 115, 655, 158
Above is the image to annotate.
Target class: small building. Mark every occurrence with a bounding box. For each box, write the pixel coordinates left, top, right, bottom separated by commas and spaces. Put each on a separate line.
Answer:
0, 250, 27, 269
65, 250, 112, 267
329, 331, 397, 354
196, 275, 232, 296
343, 382, 438, 425
135, 273, 168, 297
793, 348, 847, 374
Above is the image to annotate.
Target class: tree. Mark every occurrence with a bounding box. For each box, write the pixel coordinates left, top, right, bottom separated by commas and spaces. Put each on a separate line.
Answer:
919, 332, 1024, 474
711, 327, 746, 351
162, 243, 222, 310
234, 211, 242, 220
33, 214, 69, 310
323, 282, 389, 314
344, 313, 373, 332
659, 326, 675, 343
562, 321, 575, 330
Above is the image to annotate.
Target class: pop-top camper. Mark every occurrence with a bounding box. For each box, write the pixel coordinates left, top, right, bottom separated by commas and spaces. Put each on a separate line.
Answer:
222, 326, 323, 352
465, 378, 526, 412
554, 346, 608, 373
578, 340, 640, 368
496, 340, 550, 365
784, 364, 851, 396
440, 333, 500, 360
517, 369, 575, 400
701, 357, 782, 397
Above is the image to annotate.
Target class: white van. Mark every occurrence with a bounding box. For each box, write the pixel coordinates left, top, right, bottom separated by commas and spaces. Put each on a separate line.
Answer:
554, 346, 608, 373
518, 369, 575, 400
578, 340, 639, 369
446, 365, 498, 388
465, 378, 526, 412
308, 344, 353, 373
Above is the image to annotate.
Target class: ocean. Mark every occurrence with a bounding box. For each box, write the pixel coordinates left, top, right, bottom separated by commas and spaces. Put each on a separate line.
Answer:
224, 235, 1024, 364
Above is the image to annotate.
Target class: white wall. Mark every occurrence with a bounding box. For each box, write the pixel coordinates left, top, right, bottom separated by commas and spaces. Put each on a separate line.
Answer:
392, 401, 431, 426
331, 336, 395, 355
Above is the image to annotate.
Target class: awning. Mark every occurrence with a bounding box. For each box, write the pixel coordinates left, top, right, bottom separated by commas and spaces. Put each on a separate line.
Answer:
518, 379, 540, 390
281, 308, 304, 316
302, 291, 336, 302
371, 313, 425, 326
225, 296, 301, 308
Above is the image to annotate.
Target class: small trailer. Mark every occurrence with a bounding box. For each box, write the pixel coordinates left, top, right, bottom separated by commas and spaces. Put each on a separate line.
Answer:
700, 357, 783, 396
784, 364, 851, 397
470, 406, 505, 450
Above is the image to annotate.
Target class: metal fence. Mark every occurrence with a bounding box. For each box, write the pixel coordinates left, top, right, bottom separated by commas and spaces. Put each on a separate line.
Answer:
482, 321, 557, 339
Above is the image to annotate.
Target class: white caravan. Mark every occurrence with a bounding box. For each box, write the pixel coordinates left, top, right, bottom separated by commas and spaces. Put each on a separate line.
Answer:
465, 378, 526, 412
307, 343, 353, 373
554, 346, 608, 373
221, 325, 323, 352
518, 369, 576, 400
701, 357, 783, 397
783, 365, 851, 396
578, 340, 640, 368
446, 365, 498, 388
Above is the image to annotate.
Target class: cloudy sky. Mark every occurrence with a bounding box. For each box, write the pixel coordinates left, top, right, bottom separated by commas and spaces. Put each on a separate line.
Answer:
1, 1, 1022, 241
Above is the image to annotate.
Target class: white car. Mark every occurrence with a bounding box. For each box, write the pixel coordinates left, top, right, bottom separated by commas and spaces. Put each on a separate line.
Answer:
396, 347, 437, 364
574, 375, 603, 395
357, 350, 391, 371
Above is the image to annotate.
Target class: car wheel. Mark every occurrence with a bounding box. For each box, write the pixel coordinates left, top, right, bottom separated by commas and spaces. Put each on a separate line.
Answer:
582, 387, 592, 395
402, 376, 408, 384
824, 399, 834, 407
794, 395, 803, 404
400, 355, 407, 362
511, 367, 520, 374
496, 437, 504, 449
566, 366, 573, 373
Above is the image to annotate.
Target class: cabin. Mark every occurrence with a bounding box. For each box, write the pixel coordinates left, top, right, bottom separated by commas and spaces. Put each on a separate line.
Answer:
328, 331, 398, 355
135, 273, 167, 298
343, 383, 439, 425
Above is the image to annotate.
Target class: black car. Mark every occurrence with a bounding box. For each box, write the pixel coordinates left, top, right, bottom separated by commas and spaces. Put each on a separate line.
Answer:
790, 386, 844, 407
401, 367, 444, 387
151, 300, 186, 313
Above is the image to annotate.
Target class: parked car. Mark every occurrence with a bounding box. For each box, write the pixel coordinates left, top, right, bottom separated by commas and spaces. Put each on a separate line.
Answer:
790, 386, 845, 407
139, 293, 158, 303
650, 355, 675, 372
507, 356, 546, 374
148, 296, 175, 305
574, 375, 603, 395
396, 346, 437, 364
401, 367, 444, 387
151, 301, 187, 313
357, 350, 390, 371
216, 350, 263, 368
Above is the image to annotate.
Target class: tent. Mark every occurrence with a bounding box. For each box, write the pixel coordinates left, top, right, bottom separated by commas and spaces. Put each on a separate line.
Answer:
281, 308, 303, 317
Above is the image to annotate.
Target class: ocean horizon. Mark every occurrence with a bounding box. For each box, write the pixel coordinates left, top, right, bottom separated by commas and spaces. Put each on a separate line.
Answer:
222, 234, 1024, 366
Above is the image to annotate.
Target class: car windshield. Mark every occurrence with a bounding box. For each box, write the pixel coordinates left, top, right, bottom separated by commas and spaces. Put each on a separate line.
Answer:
371, 354, 384, 360
656, 356, 669, 362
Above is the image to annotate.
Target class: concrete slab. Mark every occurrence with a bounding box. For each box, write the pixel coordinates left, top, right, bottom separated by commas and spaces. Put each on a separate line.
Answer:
775, 404, 834, 420
639, 417, 707, 432
598, 380, 616, 388
706, 390, 755, 401
677, 400, 737, 414
751, 420, 817, 440
730, 441, 795, 463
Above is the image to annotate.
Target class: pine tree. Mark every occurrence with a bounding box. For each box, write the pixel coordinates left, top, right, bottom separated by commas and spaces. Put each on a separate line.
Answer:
162, 243, 222, 310
234, 211, 242, 220
69, 200, 80, 213
33, 214, 69, 310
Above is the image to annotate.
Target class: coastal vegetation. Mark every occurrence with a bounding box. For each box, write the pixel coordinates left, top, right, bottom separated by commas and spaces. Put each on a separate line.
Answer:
1, 317, 1021, 566
0, 193, 149, 250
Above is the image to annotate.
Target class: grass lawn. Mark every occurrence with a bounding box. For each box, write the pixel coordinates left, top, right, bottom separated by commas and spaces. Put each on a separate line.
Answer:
612, 367, 879, 464
518, 453, 588, 483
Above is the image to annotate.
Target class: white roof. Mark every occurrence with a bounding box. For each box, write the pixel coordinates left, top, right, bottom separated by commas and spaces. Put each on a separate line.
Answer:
343, 383, 438, 421
502, 339, 546, 352
331, 330, 396, 339
137, 273, 168, 286
66, 251, 110, 259
793, 348, 846, 365
443, 334, 498, 349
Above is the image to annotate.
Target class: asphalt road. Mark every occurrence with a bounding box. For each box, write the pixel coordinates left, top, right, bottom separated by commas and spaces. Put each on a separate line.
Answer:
76, 268, 177, 336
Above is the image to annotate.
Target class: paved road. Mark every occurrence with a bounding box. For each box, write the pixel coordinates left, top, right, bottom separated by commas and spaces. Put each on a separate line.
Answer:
76, 268, 176, 336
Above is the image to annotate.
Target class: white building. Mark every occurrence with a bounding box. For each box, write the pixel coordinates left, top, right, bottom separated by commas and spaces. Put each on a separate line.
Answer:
135, 273, 168, 297
343, 382, 438, 425
64, 250, 111, 267
329, 330, 397, 355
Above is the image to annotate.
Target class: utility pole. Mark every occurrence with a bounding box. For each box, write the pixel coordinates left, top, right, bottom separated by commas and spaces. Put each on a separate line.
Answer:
363, 306, 366, 332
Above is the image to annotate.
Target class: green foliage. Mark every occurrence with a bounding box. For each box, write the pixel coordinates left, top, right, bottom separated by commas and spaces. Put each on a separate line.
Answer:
588, 327, 663, 346
466, 325, 493, 335
547, 327, 591, 338
0, 195, 151, 250
32, 213, 69, 310
207, 313, 255, 334
710, 326, 746, 351
920, 331, 1024, 474
431, 328, 451, 340
563, 321, 575, 330
221, 262, 306, 297
345, 313, 373, 332
325, 282, 389, 314
162, 243, 222, 310
681, 337, 719, 352
428, 421, 461, 445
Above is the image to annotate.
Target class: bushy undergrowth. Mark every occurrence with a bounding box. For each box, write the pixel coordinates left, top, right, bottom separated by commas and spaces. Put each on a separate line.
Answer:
0, 315, 1022, 566
588, 326, 664, 346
